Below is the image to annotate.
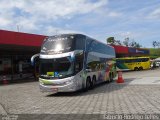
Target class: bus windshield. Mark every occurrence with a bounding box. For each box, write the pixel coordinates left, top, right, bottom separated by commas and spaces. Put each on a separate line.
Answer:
40, 56, 74, 79
41, 35, 75, 54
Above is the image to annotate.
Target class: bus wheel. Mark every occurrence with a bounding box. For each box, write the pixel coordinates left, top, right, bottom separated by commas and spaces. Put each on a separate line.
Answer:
110, 73, 114, 82
139, 67, 143, 70
91, 76, 96, 89
134, 67, 138, 71
108, 73, 113, 82
86, 77, 91, 91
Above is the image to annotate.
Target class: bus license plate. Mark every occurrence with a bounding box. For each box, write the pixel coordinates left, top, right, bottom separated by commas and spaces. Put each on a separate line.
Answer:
52, 88, 58, 92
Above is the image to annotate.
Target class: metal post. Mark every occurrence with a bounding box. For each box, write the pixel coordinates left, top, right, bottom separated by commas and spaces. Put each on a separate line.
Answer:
10, 55, 15, 81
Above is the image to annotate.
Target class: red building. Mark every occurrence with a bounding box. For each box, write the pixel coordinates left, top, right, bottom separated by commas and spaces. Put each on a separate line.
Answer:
0, 29, 46, 82
112, 45, 150, 58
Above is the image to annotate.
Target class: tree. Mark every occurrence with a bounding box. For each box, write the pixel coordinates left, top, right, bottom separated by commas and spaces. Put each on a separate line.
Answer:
106, 36, 142, 48
122, 37, 142, 48
115, 40, 122, 45
129, 40, 142, 48
134, 42, 141, 48
157, 42, 160, 48
106, 37, 115, 44
129, 40, 136, 47
153, 41, 157, 48
152, 41, 160, 48
123, 37, 129, 47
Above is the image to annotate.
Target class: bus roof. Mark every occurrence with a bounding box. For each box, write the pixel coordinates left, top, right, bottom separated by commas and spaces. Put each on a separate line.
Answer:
47, 33, 114, 50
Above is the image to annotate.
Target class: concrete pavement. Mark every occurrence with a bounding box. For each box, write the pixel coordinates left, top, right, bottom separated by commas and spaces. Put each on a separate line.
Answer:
0, 69, 160, 120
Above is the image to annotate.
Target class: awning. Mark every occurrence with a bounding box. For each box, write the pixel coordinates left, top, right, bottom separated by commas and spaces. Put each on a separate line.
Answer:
0, 29, 46, 47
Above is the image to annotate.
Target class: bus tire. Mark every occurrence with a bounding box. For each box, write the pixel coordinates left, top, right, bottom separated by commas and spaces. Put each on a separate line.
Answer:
139, 67, 143, 70
111, 72, 114, 81
91, 76, 96, 89
85, 77, 91, 91
134, 67, 138, 71
110, 73, 113, 82
107, 73, 111, 83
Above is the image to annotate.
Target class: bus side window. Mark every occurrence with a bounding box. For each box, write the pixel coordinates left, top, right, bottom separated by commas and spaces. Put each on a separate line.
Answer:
117, 59, 124, 64
125, 60, 129, 63
75, 53, 84, 73
142, 58, 145, 62
143, 58, 149, 62
75, 62, 82, 73
132, 59, 137, 63
95, 63, 100, 70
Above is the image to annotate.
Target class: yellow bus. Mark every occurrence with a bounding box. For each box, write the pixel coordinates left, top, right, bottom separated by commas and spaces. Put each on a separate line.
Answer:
116, 57, 150, 71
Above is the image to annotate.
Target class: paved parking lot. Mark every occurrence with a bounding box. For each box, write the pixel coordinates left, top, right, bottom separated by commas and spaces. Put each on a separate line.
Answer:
0, 69, 160, 119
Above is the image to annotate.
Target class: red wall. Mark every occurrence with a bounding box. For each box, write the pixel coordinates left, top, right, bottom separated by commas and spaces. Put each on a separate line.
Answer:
0, 30, 46, 47
112, 45, 150, 57
112, 45, 129, 54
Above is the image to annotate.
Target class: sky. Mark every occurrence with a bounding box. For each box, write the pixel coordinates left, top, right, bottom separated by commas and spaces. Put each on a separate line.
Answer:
0, 0, 160, 48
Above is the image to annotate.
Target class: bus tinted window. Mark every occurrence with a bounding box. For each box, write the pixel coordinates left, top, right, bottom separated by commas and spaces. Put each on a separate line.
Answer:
131, 59, 140, 62
117, 58, 149, 63
117, 59, 125, 63
142, 58, 149, 62
41, 35, 75, 54
125, 59, 132, 63
75, 35, 85, 50
87, 38, 115, 57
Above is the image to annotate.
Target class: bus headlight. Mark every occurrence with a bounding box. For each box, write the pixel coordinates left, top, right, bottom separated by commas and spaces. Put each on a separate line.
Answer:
39, 80, 44, 85
65, 79, 74, 85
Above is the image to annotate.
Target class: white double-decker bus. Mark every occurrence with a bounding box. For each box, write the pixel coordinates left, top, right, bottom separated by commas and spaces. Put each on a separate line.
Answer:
31, 34, 116, 93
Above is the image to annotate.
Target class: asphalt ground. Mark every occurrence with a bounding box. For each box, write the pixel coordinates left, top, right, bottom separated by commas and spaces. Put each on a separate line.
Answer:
0, 68, 160, 120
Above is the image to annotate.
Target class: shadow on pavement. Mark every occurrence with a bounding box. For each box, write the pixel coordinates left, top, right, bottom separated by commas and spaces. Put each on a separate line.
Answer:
46, 78, 136, 97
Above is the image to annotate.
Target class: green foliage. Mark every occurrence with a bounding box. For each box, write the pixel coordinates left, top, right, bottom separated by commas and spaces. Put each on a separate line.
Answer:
106, 36, 142, 48
123, 37, 142, 48
129, 40, 141, 48
123, 37, 129, 47
134, 42, 142, 48
116, 40, 122, 45
150, 48, 160, 58
106, 37, 115, 44
152, 41, 160, 48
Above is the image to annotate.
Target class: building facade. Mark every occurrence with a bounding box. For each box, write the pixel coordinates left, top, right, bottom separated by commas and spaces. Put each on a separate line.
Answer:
0, 30, 46, 82
112, 45, 150, 58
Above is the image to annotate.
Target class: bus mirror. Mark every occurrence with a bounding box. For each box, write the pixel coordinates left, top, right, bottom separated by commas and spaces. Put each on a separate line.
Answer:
31, 53, 40, 66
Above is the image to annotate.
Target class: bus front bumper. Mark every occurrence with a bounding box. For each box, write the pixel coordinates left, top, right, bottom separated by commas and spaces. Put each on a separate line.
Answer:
39, 77, 78, 93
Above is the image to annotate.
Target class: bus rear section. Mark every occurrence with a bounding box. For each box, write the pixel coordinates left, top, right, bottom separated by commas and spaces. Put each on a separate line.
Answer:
116, 57, 150, 71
